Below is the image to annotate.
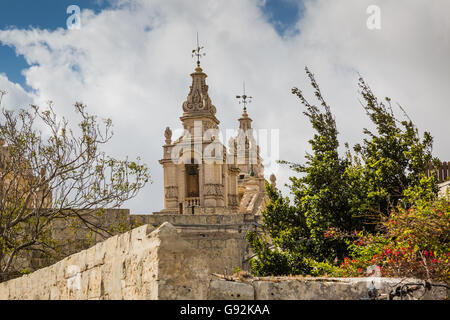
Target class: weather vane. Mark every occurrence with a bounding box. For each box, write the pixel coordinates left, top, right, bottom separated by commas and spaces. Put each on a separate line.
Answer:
192, 32, 206, 67
236, 82, 252, 112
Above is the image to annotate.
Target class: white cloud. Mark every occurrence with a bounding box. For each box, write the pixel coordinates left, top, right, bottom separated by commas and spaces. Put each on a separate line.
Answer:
0, 0, 449, 212
0, 74, 33, 109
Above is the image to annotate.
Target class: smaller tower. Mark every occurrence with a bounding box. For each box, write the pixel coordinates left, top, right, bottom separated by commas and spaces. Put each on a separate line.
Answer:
233, 84, 266, 215
234, 83, 264, 184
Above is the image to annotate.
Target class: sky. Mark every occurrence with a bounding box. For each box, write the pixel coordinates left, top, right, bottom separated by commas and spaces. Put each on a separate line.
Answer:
0, 0, 449, 214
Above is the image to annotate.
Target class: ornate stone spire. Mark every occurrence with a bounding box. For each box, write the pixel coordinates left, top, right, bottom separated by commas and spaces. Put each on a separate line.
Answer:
181, 35, 217, 119
182, 67, 217, 117
238, 107, 253, 131
236, 82, 253, 131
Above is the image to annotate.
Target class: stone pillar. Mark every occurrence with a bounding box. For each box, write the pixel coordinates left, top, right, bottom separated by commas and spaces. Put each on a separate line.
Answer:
227, 166, 240, 210
178, 165, 186, 210
216, 165, 225, 207
203, 162, 217, 207
164, 163, 178, 210
160, 127, 177, 212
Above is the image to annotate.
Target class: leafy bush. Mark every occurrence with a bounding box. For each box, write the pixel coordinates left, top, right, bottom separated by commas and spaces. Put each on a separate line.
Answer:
335, 195, 449, 284
247, 68, 443, 278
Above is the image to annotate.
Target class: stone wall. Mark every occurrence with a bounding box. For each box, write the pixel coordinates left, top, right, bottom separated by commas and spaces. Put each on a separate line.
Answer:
133, 212, 259, 226
0, 222, 211, 300
9, 211, 261, 281
132, 214, 261, 274
207, 276, 449, 300
8, 209, 133, 277
1, 222, 447, 300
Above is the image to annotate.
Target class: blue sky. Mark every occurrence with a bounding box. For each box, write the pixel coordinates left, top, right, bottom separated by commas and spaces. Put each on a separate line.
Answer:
0, 0, 110, 88
262, 0, 304, 35
0, 0, 302, 90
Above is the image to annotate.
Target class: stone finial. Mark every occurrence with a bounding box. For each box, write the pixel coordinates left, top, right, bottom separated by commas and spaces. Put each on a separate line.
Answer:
236, 82, 253, 131
164, 127, 172, 145
269, 173, 277, 188
182, 68, 217, 116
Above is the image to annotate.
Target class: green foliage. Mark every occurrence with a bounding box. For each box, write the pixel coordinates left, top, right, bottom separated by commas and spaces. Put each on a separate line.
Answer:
337, 193, 449, 284
19, 268, 33, 275
248, 68, 366, 275
354, 79, 439, 216
247, 68, 441, 278
108, 213, 133, 234
248, 221, 312, 276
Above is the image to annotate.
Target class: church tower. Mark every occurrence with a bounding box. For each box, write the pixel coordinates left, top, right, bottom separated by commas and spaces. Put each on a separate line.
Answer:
158, 39, 240, 215
230, 87, 267, 214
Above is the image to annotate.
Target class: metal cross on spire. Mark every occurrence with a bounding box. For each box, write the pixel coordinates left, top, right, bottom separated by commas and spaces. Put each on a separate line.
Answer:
192, 32, 206, 67
236, 82, 253, 112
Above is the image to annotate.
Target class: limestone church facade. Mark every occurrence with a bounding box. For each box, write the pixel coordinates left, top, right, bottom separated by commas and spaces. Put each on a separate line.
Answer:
157, 61, 273, 215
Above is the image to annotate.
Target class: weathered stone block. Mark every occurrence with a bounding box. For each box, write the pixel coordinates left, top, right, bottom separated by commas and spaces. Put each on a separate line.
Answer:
211, 239, 226, 249
85, 246, 97, 269
207, 279, 254, 300
65, 249, 87, 274
49, 285, 60, 300
197, 239, 212, 249
118, 231, 131, 254
130, 224, 155, 249
87, 268, 103, 299
103, 234, 118, 257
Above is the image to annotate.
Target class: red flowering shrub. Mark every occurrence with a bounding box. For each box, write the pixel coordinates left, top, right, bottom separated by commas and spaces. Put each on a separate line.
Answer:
334, 197, 450, 283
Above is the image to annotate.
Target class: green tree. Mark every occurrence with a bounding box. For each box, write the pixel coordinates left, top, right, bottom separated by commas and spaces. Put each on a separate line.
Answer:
247, 68, 439, 276
354, 78, 439, 216
248, 68, 364, 276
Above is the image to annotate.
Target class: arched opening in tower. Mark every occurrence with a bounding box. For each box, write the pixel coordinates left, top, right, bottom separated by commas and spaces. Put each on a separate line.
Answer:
185, 163, 199, 198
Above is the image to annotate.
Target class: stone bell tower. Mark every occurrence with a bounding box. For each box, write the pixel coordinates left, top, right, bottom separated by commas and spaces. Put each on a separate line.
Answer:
158, 40, 240, 215
229, 86, 267, 214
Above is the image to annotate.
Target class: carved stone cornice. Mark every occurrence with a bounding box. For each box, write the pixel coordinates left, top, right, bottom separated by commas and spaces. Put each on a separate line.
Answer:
164, 186, 178, 199
228, 166, 240, 174
203, 183, 223, 197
